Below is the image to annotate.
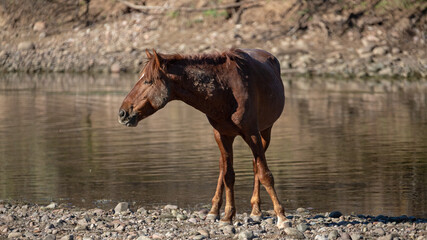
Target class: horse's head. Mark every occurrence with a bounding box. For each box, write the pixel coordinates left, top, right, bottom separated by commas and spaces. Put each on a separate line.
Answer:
118, 49, 171, 127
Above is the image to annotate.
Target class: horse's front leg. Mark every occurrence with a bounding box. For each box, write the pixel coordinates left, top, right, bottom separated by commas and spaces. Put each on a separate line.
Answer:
208, 129, 236, 223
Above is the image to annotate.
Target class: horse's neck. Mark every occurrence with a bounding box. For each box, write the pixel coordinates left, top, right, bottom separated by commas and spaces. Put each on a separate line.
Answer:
172, 66, 218, 114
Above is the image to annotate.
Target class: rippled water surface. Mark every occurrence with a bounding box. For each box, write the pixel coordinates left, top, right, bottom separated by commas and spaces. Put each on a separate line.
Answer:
0, 73, 426, 217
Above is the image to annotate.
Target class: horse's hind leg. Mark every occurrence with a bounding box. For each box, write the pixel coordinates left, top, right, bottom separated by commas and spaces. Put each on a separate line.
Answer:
250, 127, 272, 221
245, 131, 286, 227
207, 145, 225, 220
208, 129, 236, 223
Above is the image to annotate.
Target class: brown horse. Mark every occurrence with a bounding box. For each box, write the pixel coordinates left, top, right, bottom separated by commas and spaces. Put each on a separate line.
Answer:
118, 48, 286, 227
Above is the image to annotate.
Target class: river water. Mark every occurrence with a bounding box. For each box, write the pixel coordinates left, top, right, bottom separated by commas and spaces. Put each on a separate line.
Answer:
0, 73, 426, 217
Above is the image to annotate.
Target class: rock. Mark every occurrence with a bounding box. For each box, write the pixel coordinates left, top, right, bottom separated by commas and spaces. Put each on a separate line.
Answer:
238, 230, 254, 240
192, 235, 205, 240
7, 232, 22, 238
43, 234, 56, 240
357, 44, 376, 55
378, 67, 392, 76
284, 227, 305, 239
114, 202, 129, 213
33, 21, 46, 31
197, 229, 209, 237
296, 223, 309, 232
378, 234, 394, 240
264, 218, 274, 225
374, 227, 386, 236
315, 235, 328, 240
136, 236, 151, 240
221, 225, 235, 235
59, 235, 74, 240
329, 211, 343, 218
296, 207, 308, 213
340, 232, 351, 240
110, 63, 122, 73
328, 230, 339, 239
277, 219, 292, 229
176, 214, 187, 221
164, 204, 178, 210
152, 233, 163, 239
74, 224, 88, 231
293, 54, 314, 68
17, 41, 35, 51
391, 47, 401, 54
372, 46, 389, 56
393, 18, 411, 34
188, 217, 197, 224
350, 233, 361, 240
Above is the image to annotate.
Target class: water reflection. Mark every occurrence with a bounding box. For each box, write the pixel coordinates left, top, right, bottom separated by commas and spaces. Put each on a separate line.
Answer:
0, 73, 426, 217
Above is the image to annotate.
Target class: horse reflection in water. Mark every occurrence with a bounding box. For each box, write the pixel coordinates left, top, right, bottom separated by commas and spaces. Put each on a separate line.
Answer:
118, 48, 286, 226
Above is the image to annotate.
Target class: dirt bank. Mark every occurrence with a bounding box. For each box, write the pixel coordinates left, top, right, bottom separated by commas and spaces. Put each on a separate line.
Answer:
0, 0, 426, 77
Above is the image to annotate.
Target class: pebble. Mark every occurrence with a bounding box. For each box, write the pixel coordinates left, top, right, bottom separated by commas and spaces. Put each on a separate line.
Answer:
284, 227, 305, 239
59, 235, 73, 240
33, 21, 46, 32
221, 225, 235, 235
238, 230, 254, 240
351, 233, 361, 240
176, 214, 187, 221
329, 211, 343, 218
188, 217, 197, 224
7, 232, 22, 238
151, 233, 163, 239
296, 223, 309, 232
114, 202, 129, 213
374, 227, 386, 236
372, 46, 389, 55
315, 235, 328, 240
328, 230, 339, 239
136, 236, 151, 240
110, 63, 122, 73
43, 234, 56, 240
45, 202, 58, 209
164, 204, 178, 210
192, 235, 205, 240
197, 229, 209, 237
17, 41, 35, 51
340, 232, 352, 240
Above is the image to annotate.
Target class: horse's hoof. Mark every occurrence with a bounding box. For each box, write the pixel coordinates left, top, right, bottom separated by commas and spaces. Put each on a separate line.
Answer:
249, 214, 262, 222
206, 213, 219, 221
277, 217, 291, 229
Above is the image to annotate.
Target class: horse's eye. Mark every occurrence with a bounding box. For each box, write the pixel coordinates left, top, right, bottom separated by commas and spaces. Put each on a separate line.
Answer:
144, 80, 153, 85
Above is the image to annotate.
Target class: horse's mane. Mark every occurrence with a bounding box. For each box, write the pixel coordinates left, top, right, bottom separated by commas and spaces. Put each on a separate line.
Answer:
139, 48, 245, 80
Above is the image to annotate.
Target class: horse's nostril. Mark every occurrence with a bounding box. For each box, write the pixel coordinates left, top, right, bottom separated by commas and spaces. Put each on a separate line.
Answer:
119, 109, 127, 118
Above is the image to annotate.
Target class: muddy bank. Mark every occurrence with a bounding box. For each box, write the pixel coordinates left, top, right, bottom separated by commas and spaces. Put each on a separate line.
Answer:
0, 0, 426, 77
0, 202, 426, 240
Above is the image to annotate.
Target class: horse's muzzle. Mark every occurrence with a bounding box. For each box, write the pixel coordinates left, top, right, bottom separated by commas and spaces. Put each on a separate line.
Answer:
118, 109, 138, 127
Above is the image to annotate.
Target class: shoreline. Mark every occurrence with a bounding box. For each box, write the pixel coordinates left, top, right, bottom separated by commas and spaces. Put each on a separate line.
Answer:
1, 202, 426, 240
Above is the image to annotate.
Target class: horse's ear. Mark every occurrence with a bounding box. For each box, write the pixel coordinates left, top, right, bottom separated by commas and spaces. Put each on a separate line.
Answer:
145, 49, 152, 59
152, 49, 163, 68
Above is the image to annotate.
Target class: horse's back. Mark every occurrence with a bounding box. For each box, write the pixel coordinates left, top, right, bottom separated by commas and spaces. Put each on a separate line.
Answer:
239, 49, 285, 130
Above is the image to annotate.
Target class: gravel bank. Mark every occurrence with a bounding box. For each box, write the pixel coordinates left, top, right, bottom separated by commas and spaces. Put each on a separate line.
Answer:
1, 202, 426, 240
